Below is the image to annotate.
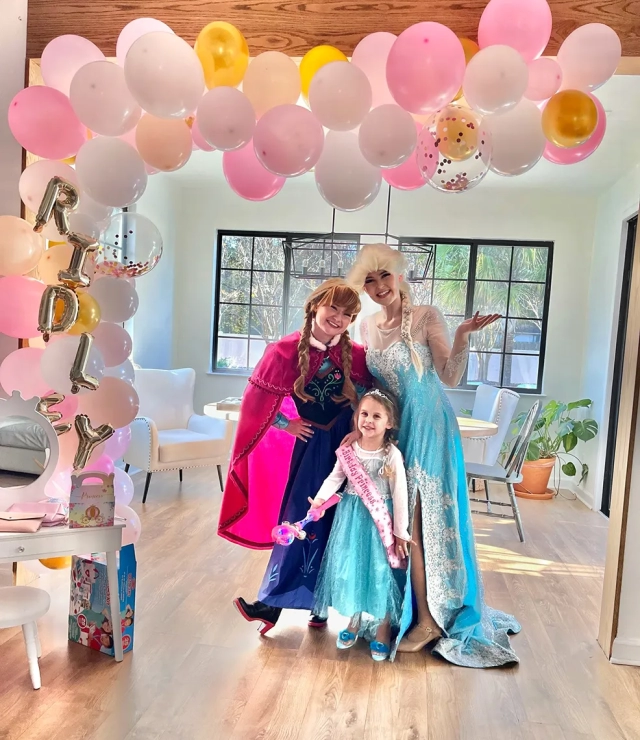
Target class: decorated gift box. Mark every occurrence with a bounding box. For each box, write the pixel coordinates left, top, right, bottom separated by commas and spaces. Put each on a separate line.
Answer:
69, 472, 115, 529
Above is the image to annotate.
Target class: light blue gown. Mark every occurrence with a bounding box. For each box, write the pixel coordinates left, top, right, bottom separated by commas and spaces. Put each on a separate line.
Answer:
364, 307, 520, 667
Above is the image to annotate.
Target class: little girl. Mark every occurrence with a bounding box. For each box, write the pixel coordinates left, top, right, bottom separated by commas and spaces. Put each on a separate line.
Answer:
311, 388, 411, 661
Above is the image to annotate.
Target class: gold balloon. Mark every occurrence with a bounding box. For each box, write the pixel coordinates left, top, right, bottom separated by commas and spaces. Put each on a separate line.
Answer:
195, 21, 249, 89
434, 105, 479, 162
55, 291, 101, 335
300, 45, 348, 99
73, 414, 114, 470
40, 557, 71, 570
542, 90, 598, 148
454, 38, 479, 102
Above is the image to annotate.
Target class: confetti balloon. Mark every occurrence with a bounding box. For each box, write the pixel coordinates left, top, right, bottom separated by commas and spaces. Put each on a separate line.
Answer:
433, 104, 480, 162
96, 212, 163, 278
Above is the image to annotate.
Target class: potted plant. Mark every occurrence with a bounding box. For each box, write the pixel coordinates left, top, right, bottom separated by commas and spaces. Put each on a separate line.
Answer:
512, 399, 599, 500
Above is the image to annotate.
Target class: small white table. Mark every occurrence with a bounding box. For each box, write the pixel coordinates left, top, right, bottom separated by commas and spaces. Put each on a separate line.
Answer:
205, 400, 241, 423
0, 523, 125, 661
457, 417, 499, 438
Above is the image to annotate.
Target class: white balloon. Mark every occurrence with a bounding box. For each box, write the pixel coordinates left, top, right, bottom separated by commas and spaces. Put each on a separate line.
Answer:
358, 104, 417, 168
88, 277, 139, 323
105, 359, 135, 385
557, 23, 621, 92
196, 87, 255, 151
308, 61, 372, 131
486, 100, 545, 177
463, 45, 529, 116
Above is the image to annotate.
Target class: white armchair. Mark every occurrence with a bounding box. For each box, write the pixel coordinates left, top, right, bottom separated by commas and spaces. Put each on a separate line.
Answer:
123, 368, 233, 503
462, 385, 520, 466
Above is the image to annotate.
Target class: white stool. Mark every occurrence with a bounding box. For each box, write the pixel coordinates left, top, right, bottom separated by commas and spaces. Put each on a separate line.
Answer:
0, 586, 51, 690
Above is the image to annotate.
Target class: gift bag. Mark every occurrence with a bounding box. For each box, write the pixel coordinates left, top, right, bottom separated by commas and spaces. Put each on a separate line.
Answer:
69, 472, 115, 529
68, 544, 136, 656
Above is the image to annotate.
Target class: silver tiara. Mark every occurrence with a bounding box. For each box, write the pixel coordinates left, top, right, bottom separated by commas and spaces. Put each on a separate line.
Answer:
365, 388, 390, 402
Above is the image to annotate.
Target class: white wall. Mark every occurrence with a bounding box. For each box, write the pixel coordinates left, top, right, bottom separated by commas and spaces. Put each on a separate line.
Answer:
134, 166, 598, 417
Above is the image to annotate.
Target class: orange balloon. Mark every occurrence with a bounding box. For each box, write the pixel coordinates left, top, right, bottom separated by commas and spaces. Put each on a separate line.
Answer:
136, 114, 192, 172
40, 557, 71, 570
434, 105, 479, 162
454, 38, 480, 102
38, 243, 74, 284
542, 90, 597, 148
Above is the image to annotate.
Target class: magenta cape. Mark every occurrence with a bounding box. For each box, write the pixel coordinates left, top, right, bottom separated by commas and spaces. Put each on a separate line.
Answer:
218, 332, 371, 549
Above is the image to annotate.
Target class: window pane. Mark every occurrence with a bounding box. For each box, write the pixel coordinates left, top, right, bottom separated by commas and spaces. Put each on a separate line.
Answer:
401, 245, 435, 281
216, 337, 248, 369
433, 279, 467, 315
434, 244, 470, 279
331, 240, 359, 277
473, 280, 508, 315
444, 314, 463, 341
467, 352, 502, 386
512, 246, 548, 282
476, 245, 511, 281
219, 304, 248, 335
220, 269, 250, 304
290, 276, 323, 305
503, 354, 540, 389
251, 271, 284, 306
249, 338, 269, 368
253, 237, 285, 271
287, 307, 304, 334
410, 280, 433, 307
506, 319, 542, 353
470, 318, 505, 352
509, 283, 545, 319
221, 236, 252, 270
251, 306, 283, 342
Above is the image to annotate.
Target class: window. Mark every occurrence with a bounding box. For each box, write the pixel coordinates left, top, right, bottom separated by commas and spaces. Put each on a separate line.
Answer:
213, 232, 553, 393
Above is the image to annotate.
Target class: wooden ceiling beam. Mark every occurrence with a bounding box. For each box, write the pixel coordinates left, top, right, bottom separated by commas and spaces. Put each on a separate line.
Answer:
26, 0, 640, 59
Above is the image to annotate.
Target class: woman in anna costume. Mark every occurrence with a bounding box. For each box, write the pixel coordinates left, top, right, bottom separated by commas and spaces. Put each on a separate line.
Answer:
218, 278, 372, 634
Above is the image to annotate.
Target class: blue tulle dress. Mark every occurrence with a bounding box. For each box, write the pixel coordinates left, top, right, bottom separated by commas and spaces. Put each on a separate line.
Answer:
364, 307, 521, 667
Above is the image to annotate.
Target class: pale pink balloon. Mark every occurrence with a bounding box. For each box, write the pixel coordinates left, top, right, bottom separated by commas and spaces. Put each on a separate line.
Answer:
557, 23, 622, 92
382, 122, 426, 190
78, 377, 140, 429
135, 114, 192, 171
41, 35, 105, 96
92, 322, 132, 367
75, 137, 148, 208
8, 86, 86, 160
0, 348, 49, 399
105, 426, 132, 460
0, 276, 45, 338
88, 455, 115, 476
119, 127, 139, 150
525, 58, 563, 102
113, 467, 134, 507
543, 94, 607, 165
40, 335, 105, 395
124, 31, 205, 119
463, 45, 529, 115
45, 467, 72, 501
116, 18, 175, 67
0, 216, 44, 276
414, 124, 439, 182
315, 131, 382, 211
254, 105, 324, 176
88, 277, 139, 323
487, 99, 545, 176
19, 160, 80, 214
478, 0, 552, 64
223, 142, 285, 201
49, 392, 78, 422
70, 61, 142, 136
308, 62, 372, 131
105, 359, 135, 386
386, 23, 465, 115
191, 119, 215, 152
358, 104, 417, 168
115, 503, 142, 545
352, 32, 397, 108
196, 87, 255, 151
38, 243, 75, 285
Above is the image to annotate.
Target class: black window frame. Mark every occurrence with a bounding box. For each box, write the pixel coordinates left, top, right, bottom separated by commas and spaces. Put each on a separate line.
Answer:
212, 232, 553, 394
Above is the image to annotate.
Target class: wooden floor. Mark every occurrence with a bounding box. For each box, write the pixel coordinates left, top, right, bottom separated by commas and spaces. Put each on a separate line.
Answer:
1, 469, 639, 740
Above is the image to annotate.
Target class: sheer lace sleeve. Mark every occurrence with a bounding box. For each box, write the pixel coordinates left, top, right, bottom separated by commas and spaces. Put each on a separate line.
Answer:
388, 445, 410, 540
314, 457, 346, 503
414, 306, 469, 388
360, 317, 370, 350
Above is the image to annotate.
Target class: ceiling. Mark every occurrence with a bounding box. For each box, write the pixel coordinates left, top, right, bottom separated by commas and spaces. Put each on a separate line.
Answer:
172, 75, 640, 195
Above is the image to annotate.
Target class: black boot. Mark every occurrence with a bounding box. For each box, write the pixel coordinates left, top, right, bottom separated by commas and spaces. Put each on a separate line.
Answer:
233, 597, 282, 635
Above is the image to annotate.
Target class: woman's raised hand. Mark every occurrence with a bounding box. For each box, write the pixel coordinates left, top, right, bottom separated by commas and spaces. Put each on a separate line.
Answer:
457, 312, 501, 338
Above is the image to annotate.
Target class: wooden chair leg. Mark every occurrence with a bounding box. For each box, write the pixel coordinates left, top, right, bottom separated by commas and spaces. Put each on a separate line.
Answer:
22, 622, 41, 690
124, 463, 130, 473
179, 469, 183, 483
217, 464, 224, 491
506, 482, 525, 542
142, 473, 152, 504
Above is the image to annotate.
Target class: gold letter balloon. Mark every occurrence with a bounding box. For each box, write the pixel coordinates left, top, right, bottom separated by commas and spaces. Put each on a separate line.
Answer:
73, 414, 114, 471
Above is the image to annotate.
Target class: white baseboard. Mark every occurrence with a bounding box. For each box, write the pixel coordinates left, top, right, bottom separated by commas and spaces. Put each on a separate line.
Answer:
611, 637, 640, 666
558, 478, 595, 510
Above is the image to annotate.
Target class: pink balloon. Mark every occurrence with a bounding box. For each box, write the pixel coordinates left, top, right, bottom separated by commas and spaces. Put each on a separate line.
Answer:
223, 141, 285, 201
415, 124, 440, 181
386, 23, 465, 115
58, 428, 105, 470
48, 392, 78, 422
92, 322, 132, 367
191, 119, 215, 152
478, 0, 552, 64
116, 18, 175, 67
525, 58, 563, 102
0, 348, 49, 399
196, 87, 255, 151
382, 122, 427, 191
115, 504, 142, 545
89, 455, 115, 475
0, 276, 45, 338
113, 467, 134, 507
8, 86, 86, 160
352, 32, 397, 108
77, 376, 140, 429
41, 35, 105, 96
543, 94, 607, 165
253, 105, 324, 176
105, 426, 132, 460
45, 467, 72, 501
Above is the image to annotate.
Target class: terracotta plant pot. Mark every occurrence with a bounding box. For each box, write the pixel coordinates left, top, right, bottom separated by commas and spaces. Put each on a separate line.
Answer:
514, 457, 556, 500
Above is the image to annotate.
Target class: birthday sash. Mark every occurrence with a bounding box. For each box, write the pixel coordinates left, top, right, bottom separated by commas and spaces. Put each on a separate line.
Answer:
336, 445, 404, 569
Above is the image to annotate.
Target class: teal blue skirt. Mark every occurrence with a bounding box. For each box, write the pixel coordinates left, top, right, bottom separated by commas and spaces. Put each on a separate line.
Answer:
312, 494, 405, 627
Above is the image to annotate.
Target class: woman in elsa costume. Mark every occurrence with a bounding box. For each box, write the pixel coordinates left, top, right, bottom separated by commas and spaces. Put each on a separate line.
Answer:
345, 243, 520, 667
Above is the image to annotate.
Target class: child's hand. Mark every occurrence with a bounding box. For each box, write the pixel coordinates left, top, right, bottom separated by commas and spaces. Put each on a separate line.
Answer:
308, 497, 325, 518
340, 430, 362, 447
394, 536, 414, 560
